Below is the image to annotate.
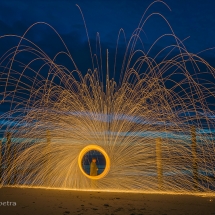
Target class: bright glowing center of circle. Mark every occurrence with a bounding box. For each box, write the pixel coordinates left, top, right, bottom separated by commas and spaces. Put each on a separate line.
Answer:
78, 145, 110, 180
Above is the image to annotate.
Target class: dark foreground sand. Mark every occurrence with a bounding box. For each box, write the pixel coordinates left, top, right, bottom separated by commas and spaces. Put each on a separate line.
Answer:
0, 187, 215, 215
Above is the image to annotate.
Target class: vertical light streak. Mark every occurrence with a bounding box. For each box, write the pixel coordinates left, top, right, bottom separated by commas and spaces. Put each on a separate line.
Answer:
156, 137, 163, 190
191, 126, 198, 190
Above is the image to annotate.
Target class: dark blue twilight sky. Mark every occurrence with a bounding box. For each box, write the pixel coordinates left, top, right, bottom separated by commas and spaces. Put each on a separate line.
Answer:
0, 0, 215, 133
0, 0, 215, 75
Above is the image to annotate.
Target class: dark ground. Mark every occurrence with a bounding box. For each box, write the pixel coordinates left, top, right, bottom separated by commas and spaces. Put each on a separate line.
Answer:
0, 187, 215, 215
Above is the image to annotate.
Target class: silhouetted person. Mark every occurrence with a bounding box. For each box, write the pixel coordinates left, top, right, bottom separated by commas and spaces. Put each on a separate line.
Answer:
90, 158, 98, 176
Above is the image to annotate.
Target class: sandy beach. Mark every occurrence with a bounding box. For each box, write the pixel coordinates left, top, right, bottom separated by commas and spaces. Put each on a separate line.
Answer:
0, 187, 215, 215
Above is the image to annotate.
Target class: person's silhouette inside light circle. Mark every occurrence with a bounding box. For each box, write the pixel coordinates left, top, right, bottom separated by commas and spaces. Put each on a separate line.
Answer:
90, 158, 98, 176
82, 149, 106, 176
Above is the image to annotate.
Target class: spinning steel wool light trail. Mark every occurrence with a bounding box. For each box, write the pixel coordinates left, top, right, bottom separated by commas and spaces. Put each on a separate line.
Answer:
0, 1, 215, 193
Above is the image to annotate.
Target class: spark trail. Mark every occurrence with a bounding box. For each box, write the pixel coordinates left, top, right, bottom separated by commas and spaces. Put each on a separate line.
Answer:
0, 1, 215, 194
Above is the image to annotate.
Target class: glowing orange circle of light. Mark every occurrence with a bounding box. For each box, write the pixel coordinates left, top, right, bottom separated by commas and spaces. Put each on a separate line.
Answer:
78, 145, 110, 180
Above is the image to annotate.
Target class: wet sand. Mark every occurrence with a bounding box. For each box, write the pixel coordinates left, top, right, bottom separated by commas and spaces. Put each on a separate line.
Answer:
0, 187, 215, 215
